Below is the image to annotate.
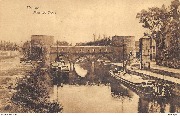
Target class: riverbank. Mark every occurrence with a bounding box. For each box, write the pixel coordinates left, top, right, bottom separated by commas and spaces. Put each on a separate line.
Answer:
0, 56, 33, 112
0, 55, 63, 113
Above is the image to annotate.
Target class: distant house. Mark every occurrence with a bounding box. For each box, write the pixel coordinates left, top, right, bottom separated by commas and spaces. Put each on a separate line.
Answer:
139, 36, 156, 69
139, 36, 151, 69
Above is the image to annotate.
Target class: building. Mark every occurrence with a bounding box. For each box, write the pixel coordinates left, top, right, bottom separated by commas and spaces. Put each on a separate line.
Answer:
111, 36, 135, 62
150, 38, 156, 61
139, 35, 156, 69
139, 36, 151, 69
31, 35, 54, 65
31, 35, 54, 46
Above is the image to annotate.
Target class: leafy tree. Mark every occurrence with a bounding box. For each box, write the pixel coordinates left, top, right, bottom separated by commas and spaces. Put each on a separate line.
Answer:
136, 0, 180, 68
56, 41, 70, 46
0, 41, 19, 51
21, 41, 31, 59
168, 0, 180, 65
11, 68, 63, 113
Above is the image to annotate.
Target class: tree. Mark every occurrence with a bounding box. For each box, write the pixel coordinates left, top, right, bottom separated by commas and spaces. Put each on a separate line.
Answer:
56, 41, 70, 46
11, 68, 63, 113
136, 0, 180, 68
22, 41, 31, 59
168, 0, 180, 65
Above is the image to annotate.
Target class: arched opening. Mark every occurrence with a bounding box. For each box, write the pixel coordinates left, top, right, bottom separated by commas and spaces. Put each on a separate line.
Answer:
99, 49, 102, 52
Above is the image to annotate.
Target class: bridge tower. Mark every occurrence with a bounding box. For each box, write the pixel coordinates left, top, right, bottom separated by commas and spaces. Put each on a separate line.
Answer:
31, 35, 54, 66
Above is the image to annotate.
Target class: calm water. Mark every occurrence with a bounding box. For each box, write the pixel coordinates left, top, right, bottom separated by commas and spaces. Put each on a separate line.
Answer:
57, 85, 139, 113
52, 62, 180, 113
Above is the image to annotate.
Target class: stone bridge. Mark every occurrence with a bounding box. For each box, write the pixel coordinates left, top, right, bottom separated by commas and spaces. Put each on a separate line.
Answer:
49, 46, 115, 71
50, 46, 114, 61
30, 35, 135, 67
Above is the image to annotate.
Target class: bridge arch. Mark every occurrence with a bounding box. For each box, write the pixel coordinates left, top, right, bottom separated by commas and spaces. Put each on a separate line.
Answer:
49, 45, 114, 65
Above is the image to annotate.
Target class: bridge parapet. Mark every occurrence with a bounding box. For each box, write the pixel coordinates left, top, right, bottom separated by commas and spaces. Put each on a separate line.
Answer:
50, 46, 113, 54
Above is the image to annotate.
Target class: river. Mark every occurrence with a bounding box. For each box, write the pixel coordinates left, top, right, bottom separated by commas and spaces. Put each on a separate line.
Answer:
57, 85, 139, 113
52, 61, 180, 113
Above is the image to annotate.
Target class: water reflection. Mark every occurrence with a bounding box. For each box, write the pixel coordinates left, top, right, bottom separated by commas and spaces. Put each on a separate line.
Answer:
68, 61, 110, 86
138, 96, 180, 113
54, 60, 180, 113
57, 85, 139, 113
74, 64, 87, 77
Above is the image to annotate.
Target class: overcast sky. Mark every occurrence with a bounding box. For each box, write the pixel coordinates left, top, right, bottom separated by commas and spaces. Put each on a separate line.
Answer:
0, 0, 171, 44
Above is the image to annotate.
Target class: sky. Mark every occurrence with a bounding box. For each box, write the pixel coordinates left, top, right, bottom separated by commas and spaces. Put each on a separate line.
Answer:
0, 0, 171, 44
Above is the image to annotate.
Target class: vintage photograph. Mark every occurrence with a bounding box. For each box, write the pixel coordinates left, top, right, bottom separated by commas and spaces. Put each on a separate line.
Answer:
0, 0, 179, 113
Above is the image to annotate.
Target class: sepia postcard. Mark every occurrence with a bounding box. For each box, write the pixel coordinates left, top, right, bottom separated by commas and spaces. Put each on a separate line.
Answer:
0, 0, 179, 114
